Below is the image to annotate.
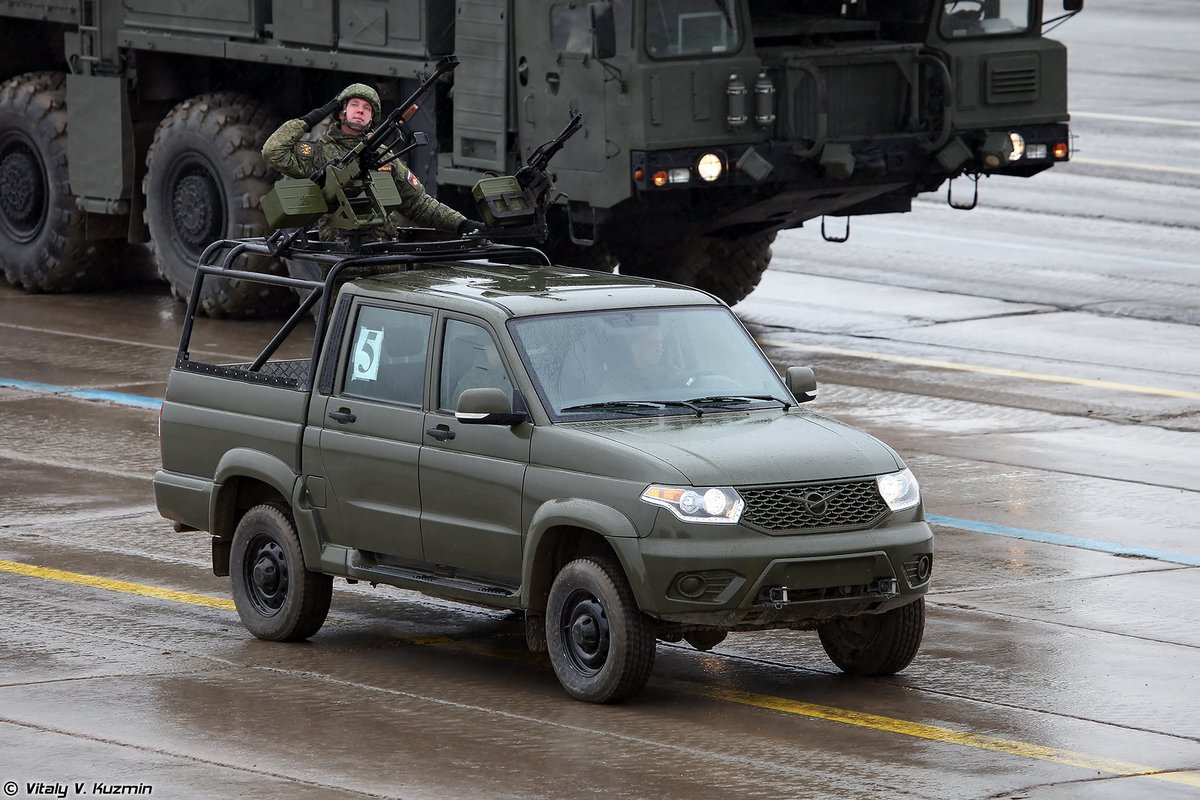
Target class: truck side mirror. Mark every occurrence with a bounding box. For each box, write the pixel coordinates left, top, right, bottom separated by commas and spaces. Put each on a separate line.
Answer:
1062, 0, 1083, 11
455, 388, 529, 426
589, 1, 617, 60
785, 366, 817, 404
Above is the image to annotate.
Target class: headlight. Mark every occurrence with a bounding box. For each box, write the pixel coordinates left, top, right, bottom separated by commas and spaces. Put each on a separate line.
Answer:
876, 468, 920, 512
642, 485, 744, 524
1008, 132, 1025, 161
697, 153, 723, 181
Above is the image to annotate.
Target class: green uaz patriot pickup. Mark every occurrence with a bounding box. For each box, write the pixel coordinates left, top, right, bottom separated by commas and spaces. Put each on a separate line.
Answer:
154, 235, 933, 703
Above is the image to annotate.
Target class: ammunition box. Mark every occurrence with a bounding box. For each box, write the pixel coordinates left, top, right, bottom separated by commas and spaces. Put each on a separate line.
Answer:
472, 176, 534, 227
261, 178, 328, 229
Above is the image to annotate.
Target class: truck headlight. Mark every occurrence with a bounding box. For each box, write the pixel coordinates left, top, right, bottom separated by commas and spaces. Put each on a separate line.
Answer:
697, 153, 723, 181
642, 485, 744, 524
876, 468, 920, 512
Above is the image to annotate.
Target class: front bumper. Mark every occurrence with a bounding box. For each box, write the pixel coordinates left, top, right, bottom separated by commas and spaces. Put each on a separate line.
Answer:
619, 519, 933, 629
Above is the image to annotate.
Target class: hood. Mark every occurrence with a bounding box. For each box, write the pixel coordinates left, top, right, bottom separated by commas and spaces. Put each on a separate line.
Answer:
574, 410, 903, 487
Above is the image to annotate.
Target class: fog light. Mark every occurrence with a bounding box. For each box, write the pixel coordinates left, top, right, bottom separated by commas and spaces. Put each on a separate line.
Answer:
1026, 143, 1048, 160
697, 153, 722, 182
676, 574, 708, 598
668, 167, 690, 184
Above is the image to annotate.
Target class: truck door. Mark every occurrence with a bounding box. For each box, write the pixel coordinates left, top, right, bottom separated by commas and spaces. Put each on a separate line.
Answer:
513, 0, 615, 172
315, 302, 432, 562
419, 317, 530, 584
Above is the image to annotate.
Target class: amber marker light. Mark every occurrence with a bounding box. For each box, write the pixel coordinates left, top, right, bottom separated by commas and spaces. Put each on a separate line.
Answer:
634, 167, 644, 182
652, 170, 669, 187
1053, 142, 1069, 159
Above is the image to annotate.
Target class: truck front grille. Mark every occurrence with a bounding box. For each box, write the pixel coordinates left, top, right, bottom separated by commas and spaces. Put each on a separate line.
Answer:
738, 479, 889, 533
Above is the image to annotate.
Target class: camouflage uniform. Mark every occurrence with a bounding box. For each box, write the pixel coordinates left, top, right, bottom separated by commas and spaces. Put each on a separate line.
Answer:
261, 119, 467, 240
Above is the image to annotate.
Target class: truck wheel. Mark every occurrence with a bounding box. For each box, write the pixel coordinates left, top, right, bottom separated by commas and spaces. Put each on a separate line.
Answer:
143, 92, 289, 317
617, 231, 775, 306
229, 503, 332, 642
817, 597, 925, 676
546, 556, 656, 703
0, 71, 120, 292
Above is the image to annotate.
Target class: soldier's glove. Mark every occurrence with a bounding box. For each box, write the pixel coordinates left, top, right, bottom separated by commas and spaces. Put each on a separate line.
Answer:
458, 219, 487, 236
300, 98, 340, 129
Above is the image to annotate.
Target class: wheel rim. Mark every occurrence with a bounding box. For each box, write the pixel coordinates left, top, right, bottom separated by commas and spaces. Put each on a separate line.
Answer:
0, 132, 48, 243
243, 534, 289, 617
560, 589, 610, 675
164, 155, 226, 260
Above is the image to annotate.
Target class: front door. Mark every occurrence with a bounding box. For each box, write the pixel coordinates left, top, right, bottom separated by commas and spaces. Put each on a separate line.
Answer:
316, 302, 432, 561
419, 317, 530, 585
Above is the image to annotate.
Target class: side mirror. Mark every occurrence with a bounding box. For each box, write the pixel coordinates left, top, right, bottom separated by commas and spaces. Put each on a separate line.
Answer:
785, 366, 817, 404
1063, 0, 1083, 11
589, 1, 617, 60
455, 388, 529, 426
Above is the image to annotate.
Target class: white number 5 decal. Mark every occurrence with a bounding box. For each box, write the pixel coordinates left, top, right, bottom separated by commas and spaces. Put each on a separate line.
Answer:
353, 327, 384, 381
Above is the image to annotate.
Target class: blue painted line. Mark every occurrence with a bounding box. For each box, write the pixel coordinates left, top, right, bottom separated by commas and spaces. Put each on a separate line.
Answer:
2, 378, 162, 411
927, 513, 1200, 568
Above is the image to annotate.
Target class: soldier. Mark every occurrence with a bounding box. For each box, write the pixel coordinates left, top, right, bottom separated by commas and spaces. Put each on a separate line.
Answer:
262, 83, 484, 240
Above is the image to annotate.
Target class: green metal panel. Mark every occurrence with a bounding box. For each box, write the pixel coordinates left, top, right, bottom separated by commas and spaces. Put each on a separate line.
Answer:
451, 0, 508, 171
120, 0, 270, 37
271, 0, 335, 46
66, 73, 133, 204
0, 0, 76, 24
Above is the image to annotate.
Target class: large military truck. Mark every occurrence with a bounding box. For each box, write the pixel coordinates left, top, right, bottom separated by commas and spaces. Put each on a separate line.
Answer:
0, 0, 1081, 313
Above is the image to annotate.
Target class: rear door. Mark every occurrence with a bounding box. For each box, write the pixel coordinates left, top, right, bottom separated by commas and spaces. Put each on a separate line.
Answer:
315, 301, 432, 561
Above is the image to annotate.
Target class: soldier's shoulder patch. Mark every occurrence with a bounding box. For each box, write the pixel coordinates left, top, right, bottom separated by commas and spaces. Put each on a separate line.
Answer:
298, 142, 314, 157
407, 171, 421, 189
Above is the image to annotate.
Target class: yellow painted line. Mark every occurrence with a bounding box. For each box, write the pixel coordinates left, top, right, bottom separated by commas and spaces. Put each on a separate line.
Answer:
0, 559, 236, 611
694, 685, 1200, 788
6, 556, 1199, 787
760, 341, 1200, 401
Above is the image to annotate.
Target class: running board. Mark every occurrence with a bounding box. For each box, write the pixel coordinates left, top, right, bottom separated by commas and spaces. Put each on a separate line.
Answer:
348, 561, 521, 608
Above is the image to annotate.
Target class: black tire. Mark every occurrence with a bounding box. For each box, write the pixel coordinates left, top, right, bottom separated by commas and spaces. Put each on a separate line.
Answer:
546, 556, 656, 703
229, 503, 332, 642
817, 597, 925, 676
617, 231, 775, 306
0, 71, 121, 292
143, 91, 290, 317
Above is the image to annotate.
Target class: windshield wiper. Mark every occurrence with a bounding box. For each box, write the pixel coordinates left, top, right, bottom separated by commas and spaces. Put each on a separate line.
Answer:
560, 400, 704, 417
687, 394, 792, 410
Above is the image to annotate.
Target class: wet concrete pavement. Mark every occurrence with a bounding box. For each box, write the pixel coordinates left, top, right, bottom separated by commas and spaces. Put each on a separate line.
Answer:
3, 2, 1200, 798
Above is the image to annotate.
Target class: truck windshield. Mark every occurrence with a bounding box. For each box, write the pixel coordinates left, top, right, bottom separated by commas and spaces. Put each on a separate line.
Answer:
509, 306, 791, 420
646, 0, 742, 58
939, 0, 1032, 38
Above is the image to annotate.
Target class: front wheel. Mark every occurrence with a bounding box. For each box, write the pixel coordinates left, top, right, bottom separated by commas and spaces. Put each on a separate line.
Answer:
229, 503, 332, 642
546, 556, 656, 703
817, 597, 925, 676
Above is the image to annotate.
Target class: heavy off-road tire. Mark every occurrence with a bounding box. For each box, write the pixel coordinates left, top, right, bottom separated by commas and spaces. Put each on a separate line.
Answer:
617, 231, 775, 306
0, 71, 121, 292
143, 92, 290, 317
546, 556, 656, 703
817, 597, 925, 676
230, 503, 332, 642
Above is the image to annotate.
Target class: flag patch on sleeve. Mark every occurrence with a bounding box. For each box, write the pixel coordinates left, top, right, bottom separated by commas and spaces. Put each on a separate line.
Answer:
407, 171, 421, 189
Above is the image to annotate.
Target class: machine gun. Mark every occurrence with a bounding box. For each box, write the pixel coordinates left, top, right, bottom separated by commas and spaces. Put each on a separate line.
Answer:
261, 56, 460, 251
471, 112, 584, 241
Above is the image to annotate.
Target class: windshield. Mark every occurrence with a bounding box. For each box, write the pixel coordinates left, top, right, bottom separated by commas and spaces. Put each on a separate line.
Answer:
509, 306, 791, 420
940, 0, 1031, 38
646, 0, 742, 58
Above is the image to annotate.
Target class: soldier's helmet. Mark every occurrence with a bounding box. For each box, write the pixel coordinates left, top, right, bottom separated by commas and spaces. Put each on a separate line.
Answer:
336, 83, 382, 125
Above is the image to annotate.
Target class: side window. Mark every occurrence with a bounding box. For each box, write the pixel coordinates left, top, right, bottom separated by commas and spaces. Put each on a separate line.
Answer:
439, 319, 513, 411
550, 0, 632, 55
343, 305, 431, 406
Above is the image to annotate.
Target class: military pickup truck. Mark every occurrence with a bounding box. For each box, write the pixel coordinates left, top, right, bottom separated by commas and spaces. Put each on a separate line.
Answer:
154, 234, 933, 703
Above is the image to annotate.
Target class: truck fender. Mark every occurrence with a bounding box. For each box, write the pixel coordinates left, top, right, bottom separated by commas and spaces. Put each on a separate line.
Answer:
521, 498, 648, 609
210, 448, 301, 536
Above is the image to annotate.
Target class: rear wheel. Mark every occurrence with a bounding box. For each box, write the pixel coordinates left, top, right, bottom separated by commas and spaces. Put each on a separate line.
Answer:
817, 597, 925, 676
546, 556, 656, 703
617, 231, 775, 306
0, 71, 121, 292
143, 92, 289, 317
230, 503, 332, 642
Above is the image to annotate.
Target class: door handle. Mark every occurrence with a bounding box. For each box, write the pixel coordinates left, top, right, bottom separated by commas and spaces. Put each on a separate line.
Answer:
328, 408, 357, 424
425, 426, 456, 441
